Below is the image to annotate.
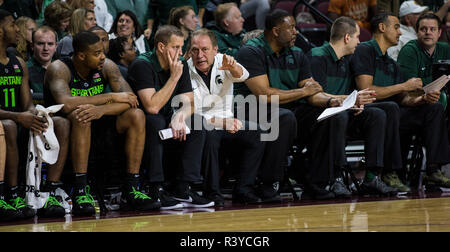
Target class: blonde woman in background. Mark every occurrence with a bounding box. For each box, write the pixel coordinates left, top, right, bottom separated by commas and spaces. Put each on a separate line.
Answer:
43, 0, 73, 41
169, 5, 198, 54
56, 8, 97, 58
12, 16, 37, 61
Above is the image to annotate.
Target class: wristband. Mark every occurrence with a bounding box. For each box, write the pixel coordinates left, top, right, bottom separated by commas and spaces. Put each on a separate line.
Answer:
327, 97, 333, 107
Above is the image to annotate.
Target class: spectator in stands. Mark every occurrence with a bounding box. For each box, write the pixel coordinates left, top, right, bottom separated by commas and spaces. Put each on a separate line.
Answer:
70, 0, 95, 10
439, 11, 450, 43
104, 0, 154, 39
56, 8, 97, 58
0, 10, 70, 219
422, 0, 450, 20
328, 0, 378, 32
26, 26, 58, 98
187, 28, 265, 206
0, 0, 39, 20
42, 0, 73, 41
109, 10, 150, 55
240, 0, 271, 30
352, 12, 450, 189
398, 13, 450, 107
169, 5, 198, 55
387, 1, 428, 61
236, 9, 339, 200
150, 0, 208, 28
45, 31, 158, 216
127, 25, 214, 210
241, 29, 263, 45
445, 11, 450, 26
89, 25, 109, 55
108, 36, 136, 79
307, 16, 399, 195
13, 16, 37, 61
210, 2, 245, 56
93, 0, 113, 33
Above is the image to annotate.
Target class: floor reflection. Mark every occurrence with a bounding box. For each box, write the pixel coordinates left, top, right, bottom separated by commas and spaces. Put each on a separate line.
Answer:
1, 192, 450, 232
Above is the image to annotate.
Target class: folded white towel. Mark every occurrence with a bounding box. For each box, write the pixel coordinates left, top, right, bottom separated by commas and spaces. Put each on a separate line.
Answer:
25, 104, 64, 210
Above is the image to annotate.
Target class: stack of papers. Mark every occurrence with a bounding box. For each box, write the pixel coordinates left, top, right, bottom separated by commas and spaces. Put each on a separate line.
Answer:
423, 75, 450, 93
317, 90, 358, 122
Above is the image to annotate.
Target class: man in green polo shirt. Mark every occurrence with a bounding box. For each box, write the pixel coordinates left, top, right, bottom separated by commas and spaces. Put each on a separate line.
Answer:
398, 13, 450, 108
26, 26, 57, 104
209, 2, 245, 57
308, 16, 399, 195
352, 12, 450, 189
236, 10, 377, 199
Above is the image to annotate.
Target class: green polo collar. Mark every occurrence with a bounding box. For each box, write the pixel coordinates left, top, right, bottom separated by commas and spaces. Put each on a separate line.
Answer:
27, 56, 47, 72
139, 48, 186, 72
138, 49, 163, 72
323, 42, 339, 62
368, 38, 384, 57
255, 34, 292, 57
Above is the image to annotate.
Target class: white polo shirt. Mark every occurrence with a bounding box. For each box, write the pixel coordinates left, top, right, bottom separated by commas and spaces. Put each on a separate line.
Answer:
188, 53, 249, 122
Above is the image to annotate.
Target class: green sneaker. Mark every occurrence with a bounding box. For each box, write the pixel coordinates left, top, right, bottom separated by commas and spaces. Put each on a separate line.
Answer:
72, 185, 96, 217
125, 187, 160, 211
425, 170, 450, 188
383, 172, 411, 193
10, 196, 36, 219
0, 199, 21, 222
37, 196, 66, 218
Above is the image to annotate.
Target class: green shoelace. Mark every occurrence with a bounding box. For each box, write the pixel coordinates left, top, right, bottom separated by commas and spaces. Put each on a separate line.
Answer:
10, 197, 28, 209
76, 186, 95, 205
0, 199, 16, 210
44, 196, 63, 208
130, 187, 152, 200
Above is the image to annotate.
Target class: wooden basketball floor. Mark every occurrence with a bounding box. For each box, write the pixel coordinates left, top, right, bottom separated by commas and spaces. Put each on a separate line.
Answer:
1, 192, 450, 232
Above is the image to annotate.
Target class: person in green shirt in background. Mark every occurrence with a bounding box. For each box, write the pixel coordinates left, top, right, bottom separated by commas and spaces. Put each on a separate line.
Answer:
398, 13, 450, 108
26, 26, 57, 104
150, 0, 207, 27
209, 2, 245, 57
41, 0, 73, 41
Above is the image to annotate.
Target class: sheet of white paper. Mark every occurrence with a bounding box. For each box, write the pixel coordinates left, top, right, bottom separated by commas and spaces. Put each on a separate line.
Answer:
317, 90, 358, 122
423, 75, 450, 93
159, 127, 191, 140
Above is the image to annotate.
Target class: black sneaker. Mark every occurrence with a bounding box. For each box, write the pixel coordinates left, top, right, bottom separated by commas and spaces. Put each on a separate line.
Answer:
126, 187, 161, 211
72, 186, 96, 217
173, 188, 214, 208
232, 191, 262, 205
37, 196, 66, 218
155, 187, 183, 210
330, 178, 352, 198
9, 196, 36, 219
207, 193, 225, 207
303, 184, 335, 200
0, 199, 22, 222
258, 184, 282, 203
361, 176, 398, 195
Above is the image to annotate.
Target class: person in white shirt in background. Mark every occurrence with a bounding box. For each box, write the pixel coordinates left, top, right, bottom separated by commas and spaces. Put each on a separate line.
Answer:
187, 28, 267, 207
388, 1, 428, 61
94, 0, 113, 32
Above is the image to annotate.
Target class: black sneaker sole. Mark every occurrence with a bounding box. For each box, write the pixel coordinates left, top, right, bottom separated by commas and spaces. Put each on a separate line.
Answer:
121, 201, 161, 211
0, 211, 23, 222
37, 207, 66, 218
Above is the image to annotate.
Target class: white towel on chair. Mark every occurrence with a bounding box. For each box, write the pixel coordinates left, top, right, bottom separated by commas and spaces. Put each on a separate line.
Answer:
25, 104, 64, 209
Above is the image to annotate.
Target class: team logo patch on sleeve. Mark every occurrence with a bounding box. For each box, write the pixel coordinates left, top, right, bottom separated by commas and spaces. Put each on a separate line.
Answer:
13, 64, 21, 73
